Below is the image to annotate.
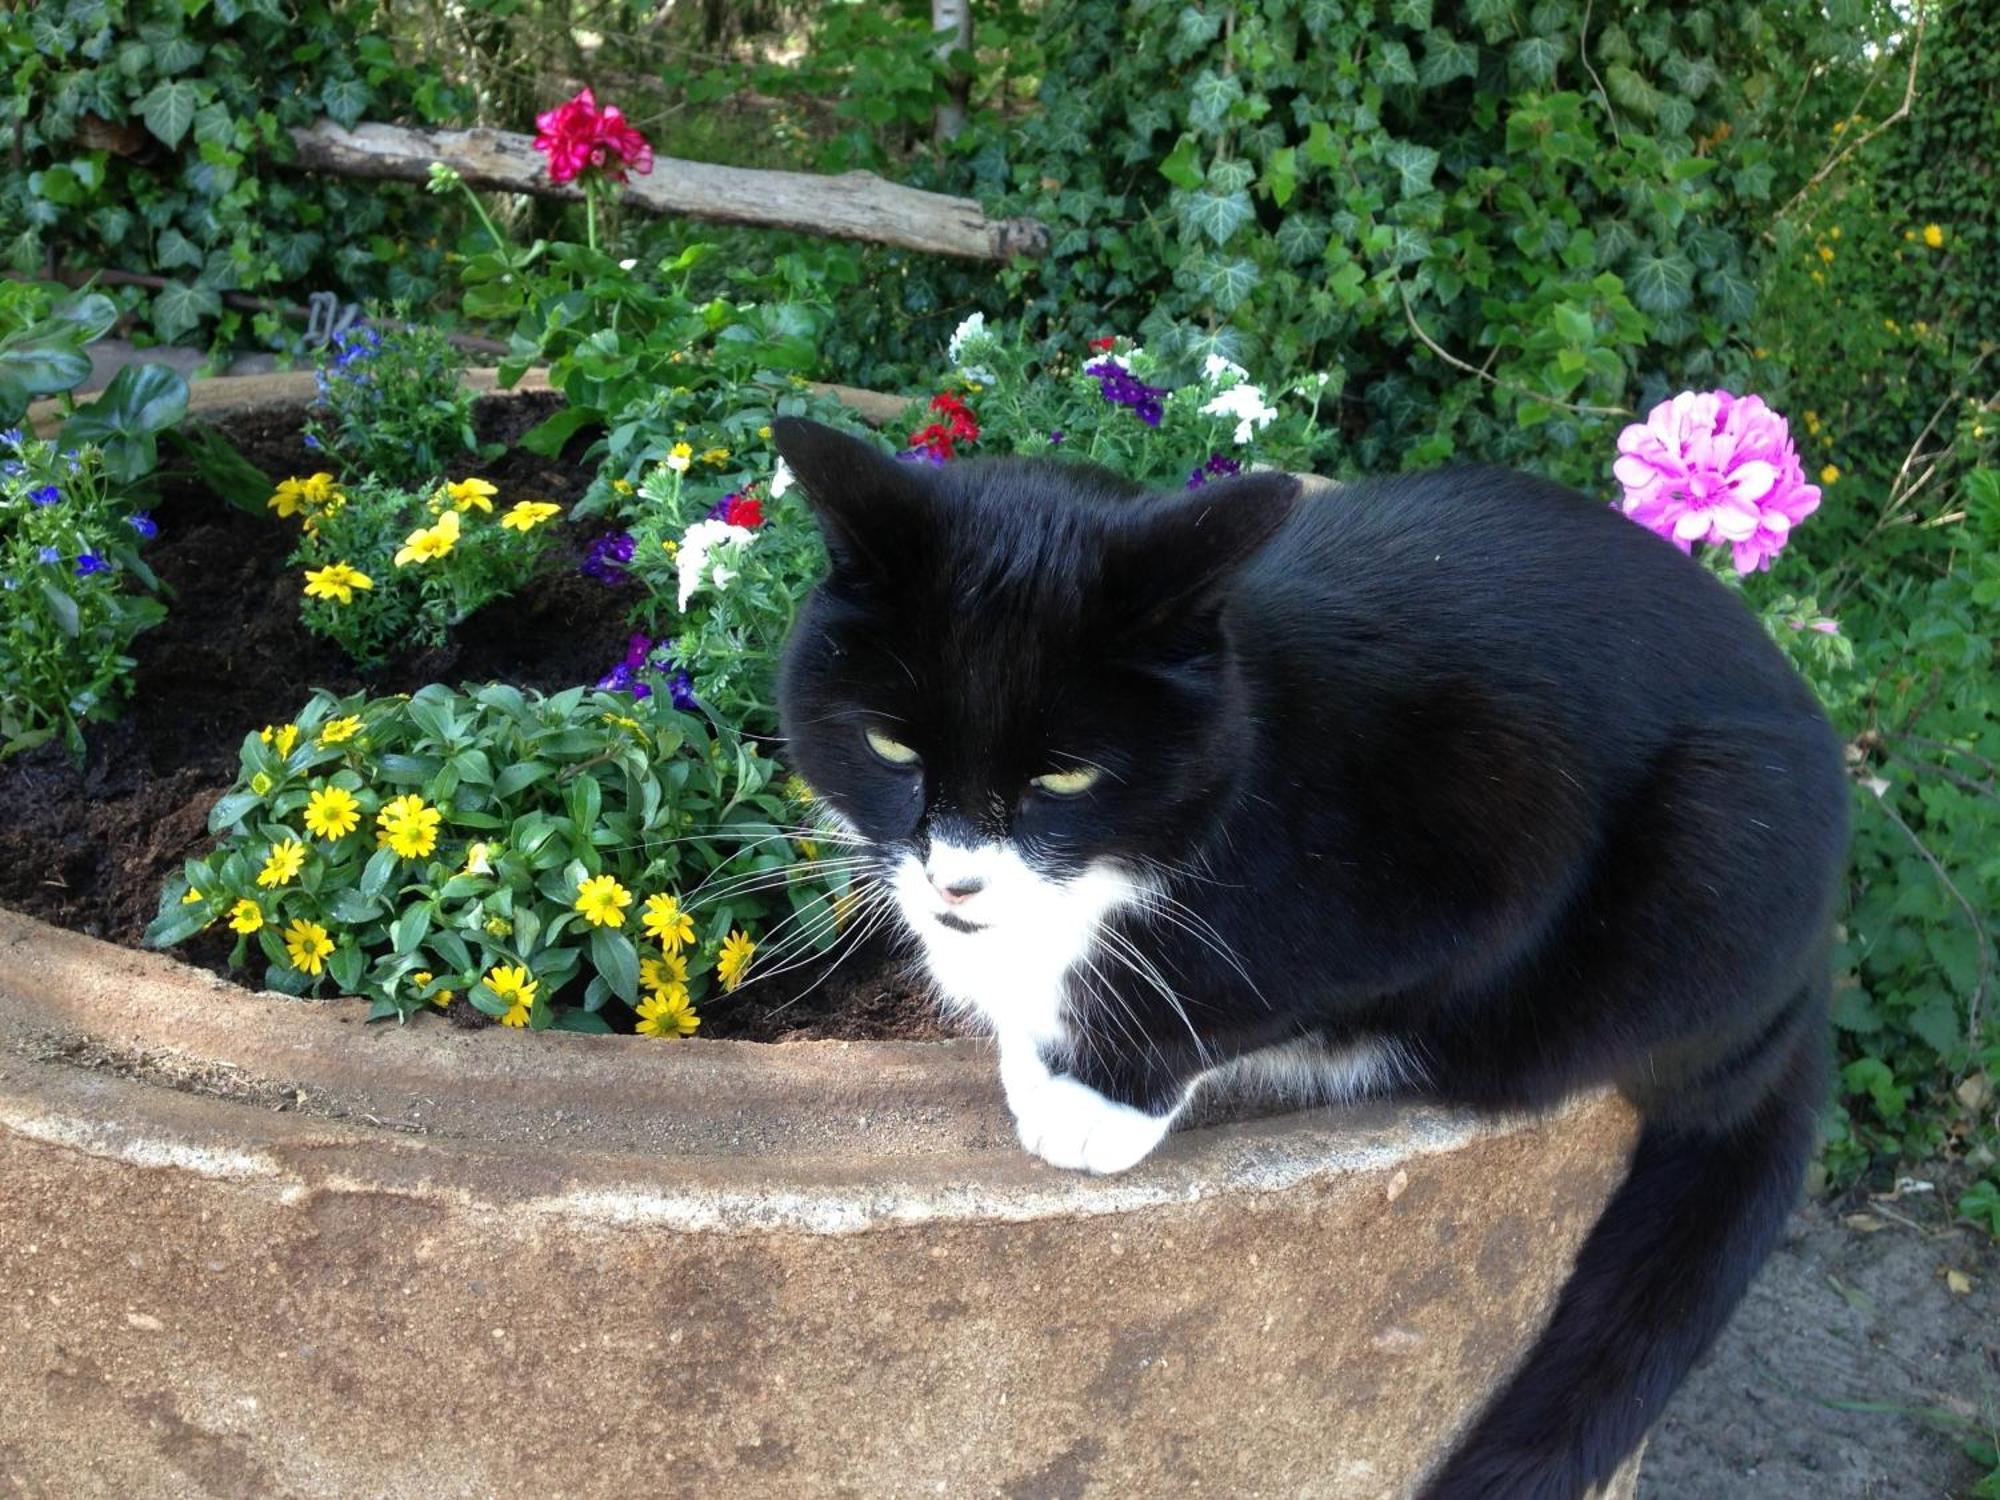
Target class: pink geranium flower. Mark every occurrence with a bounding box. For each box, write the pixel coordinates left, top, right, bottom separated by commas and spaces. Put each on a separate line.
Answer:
533, 89, 654, 186
1613, 390, 1821, 573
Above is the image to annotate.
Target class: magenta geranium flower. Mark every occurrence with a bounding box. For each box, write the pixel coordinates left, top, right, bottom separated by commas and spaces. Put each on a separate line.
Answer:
1613, 390, 1821, 574
533, 89, 654, 186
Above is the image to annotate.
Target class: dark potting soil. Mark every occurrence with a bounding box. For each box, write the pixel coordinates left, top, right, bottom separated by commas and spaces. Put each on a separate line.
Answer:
0, 393, 948, 1043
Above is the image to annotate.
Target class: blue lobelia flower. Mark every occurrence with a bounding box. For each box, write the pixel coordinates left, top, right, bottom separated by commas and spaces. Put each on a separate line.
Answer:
74, 553, 111, 576
128, 512, 158, 538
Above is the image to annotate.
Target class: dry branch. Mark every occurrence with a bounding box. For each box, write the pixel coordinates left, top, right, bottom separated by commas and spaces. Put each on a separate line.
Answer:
289, 120, 1048, 263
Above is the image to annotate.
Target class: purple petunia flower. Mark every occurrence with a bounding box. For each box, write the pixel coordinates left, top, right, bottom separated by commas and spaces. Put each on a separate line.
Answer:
581, 530, 636, 584
128, 512, 158, 538
74, 553, 110, 576
596, 662, 645, 695
1085, 361, 1169, 427
1185, 453, 1243, 489
30, 485, 59, 506
1048, 430, 1064, 446
667, 670, 697, 711
894, 447, 948, 466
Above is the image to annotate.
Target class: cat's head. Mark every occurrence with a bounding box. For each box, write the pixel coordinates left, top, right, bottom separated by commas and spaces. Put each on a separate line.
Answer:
773, 418, 1296, 1026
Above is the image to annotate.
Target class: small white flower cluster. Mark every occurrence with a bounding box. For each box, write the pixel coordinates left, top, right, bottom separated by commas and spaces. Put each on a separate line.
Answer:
947, 312, 999, 387
677, 518, 756, 612
1198, 354, 1280, 444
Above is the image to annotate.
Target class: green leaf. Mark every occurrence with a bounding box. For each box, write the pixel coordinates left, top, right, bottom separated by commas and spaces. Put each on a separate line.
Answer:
207, 790, 263, 834
1418, 31, 1480, 88
1390, 0, 1433, 28
1382, 140, 1440, 199
1158, 134, 1205, 192
152, 282, 222, 341
328, 889, 385, 924
328, 943, 366, 994
517, 406, 599, 459
1183, 190, 1255, 247
552, 1010, 614, 1034
62, 363, 190, 483
1628, 252, 1695, 315
36, 580, 80, 638
391, 903, 434, 956
138, 80, 201, 148
322, 77, 369, 129
1701, 264, 1757, 323
1512, 35, 1563, 86
358, 846, 399, 901
496, 761, 553, 797
1187, 71, 1244, 133
590, 926, 640, 1003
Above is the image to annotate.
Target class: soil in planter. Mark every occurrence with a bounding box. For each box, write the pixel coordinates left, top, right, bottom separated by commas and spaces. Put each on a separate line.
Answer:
0, 394, 948, 1043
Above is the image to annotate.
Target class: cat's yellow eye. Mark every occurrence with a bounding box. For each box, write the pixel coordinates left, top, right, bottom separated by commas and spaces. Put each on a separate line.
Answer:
1031, 765, 1102, 797
865, 727, 922, 767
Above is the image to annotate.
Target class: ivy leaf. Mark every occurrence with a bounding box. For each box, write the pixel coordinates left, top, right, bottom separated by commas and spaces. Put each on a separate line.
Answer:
1376, 40, 1419, 86
1203, 256, 1261, 312
1188, 71, 1244, 133
1327, 259, 1368, 309
1418, 31, 1480, 88
138, 79, 201, 148
151, 281, 221, 341
1183, 189, 1255, 247
1260, 146, 1298, 208
1390, 0, 1433, 28
1382, 140, 1441, 199
1158, 134, 1205, 191
322, 77, 369, 130
1275, 212, 1327, 264
156, 227, 204, 271
1628, 251, 1696, 314
1512, 35, 1563, 86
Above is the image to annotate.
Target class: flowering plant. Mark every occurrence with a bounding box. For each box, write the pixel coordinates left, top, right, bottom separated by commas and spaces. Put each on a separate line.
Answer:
274, 472, 560, 665
925, 316, 1327, 484
146, 683, 850, 1030
301, 322, 481, 486
1, 430, 167, 761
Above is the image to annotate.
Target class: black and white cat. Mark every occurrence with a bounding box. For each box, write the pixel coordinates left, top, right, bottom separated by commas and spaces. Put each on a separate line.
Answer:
771, 417, 1848, 1500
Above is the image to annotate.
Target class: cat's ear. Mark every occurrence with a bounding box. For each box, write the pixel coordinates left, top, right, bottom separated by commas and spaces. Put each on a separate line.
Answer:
1115, 469, 1301, 625
772, 417, 929, 577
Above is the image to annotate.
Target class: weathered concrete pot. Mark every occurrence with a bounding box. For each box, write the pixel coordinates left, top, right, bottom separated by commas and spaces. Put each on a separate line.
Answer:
0, 908, 1642, 1497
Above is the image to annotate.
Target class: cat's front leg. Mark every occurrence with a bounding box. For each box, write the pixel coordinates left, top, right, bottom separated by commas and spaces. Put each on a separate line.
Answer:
997, 1036, 1183, 1175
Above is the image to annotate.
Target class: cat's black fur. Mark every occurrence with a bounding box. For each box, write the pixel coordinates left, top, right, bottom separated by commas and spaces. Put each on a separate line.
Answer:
773, 418, 1848, 1500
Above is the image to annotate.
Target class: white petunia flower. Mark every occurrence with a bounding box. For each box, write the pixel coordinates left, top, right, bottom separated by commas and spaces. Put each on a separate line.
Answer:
948, 312, 997, 385
1202, 352, 1251, 385
1200, 382, 1280, 445
676, 519, 756, 612
771, 457, 795, 499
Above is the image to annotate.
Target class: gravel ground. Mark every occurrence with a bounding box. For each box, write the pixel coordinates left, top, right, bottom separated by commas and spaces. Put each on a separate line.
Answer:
1641, 1199, 1999, 1499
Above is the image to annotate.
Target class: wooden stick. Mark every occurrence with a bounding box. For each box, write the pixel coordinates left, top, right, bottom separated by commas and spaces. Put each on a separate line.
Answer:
288, 120, 1048, 262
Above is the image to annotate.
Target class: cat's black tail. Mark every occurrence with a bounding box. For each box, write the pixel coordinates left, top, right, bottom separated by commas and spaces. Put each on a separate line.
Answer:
1417, 1007, 1825, 1500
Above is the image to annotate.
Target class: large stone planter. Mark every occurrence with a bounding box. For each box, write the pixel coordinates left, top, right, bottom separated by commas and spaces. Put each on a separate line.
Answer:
0, 908, 1642, 1497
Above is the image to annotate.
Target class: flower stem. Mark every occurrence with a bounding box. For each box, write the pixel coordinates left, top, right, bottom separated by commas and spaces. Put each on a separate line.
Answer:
586, 184, 599, 254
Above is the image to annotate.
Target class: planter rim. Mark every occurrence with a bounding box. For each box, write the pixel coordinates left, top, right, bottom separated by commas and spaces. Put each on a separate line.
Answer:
0, 907, 1632, 1236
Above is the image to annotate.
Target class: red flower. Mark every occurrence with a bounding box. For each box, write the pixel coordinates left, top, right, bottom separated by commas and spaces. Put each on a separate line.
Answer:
1088, 336, 1117, 352
723, 494, 764, 529
533, 88, 655, 186
910, 422, 957, 460
924, 392, 980, 448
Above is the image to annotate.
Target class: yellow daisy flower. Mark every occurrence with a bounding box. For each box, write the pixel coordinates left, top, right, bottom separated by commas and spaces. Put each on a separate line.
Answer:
257, 837, 306, 889
411, 970, 454, 1008
446, 477, 498, 512
1922, 223, 1944, 249
461, 841, 494, 877
394, 509, 461, 567
666, 442, 694, 474
574, 873, 633, 928
640, 951, 688, 996
699, 446, 730, 466
180, 886, 205, 905
302, 562, 374, 605
227, 898, 264, 934
303, 785, 361, 841
267, 477, 310, 519
716, 929, 755, 992
261, 723, 300, 757
282, 918, 334, 976
640, 893, 695, 953
319, 715, 363, 746
500, 500, 561, 532
376, 793, 441, 859
611, 478, 635, 496
1820, 464, 1841, 485
484, 964, 538, 1027
636, 989, 701, 1038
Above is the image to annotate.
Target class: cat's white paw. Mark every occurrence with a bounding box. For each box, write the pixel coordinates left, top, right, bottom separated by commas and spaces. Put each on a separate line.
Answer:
1008, 1071, 1173, 1175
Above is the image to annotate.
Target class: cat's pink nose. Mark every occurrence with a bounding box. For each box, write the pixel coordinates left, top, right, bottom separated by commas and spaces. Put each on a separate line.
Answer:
930, 874, 985, 906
